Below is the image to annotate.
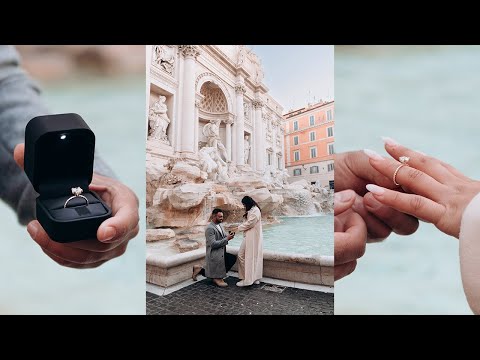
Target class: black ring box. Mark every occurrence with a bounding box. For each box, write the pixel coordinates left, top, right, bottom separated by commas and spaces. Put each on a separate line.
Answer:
24, 113, 112, 243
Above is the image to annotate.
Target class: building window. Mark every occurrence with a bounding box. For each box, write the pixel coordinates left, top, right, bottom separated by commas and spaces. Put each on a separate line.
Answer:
328, 143, 334, 155
268, 153, 272, 165
327, 126, 334, 137
329, 180, 334, 189
328, 163, 334, 172
309, 115, 315, 126
293, 136, 299, 145
293, 169, 302, 176
294, 151, 300, 162
293, 120, 298, 131
310, 166, 319, 174
309, 131, 316, 141
310, 147, 317, 158
278, 157, 282, 169
327, 109, 333, 121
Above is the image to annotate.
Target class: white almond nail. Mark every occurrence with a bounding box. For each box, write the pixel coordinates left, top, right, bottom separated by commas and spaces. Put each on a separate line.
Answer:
381, 136, 399, 146
363, 149, 384, 161
366, 184, 385, 195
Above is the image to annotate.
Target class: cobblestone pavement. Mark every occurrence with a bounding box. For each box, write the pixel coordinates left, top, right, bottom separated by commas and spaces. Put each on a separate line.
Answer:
146, 276, 333, 315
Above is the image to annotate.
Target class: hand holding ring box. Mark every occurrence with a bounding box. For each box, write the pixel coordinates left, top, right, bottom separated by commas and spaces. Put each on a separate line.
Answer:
24, 113, 111, 243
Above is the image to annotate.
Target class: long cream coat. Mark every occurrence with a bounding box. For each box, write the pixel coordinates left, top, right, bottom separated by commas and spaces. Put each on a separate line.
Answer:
237, 206, 263, 285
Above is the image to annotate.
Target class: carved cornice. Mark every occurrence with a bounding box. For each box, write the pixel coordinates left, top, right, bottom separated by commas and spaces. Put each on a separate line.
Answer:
179, 45, 200, 59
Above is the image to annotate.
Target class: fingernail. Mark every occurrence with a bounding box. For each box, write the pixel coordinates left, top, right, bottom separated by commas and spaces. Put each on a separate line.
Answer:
27, 222, 38, 240
414, 149, 426, 156
335, 191, 353, 203
381, 136, 399, 146
366, 184, 385, 195
363, 149, 384, 161
102, 226, 117, 242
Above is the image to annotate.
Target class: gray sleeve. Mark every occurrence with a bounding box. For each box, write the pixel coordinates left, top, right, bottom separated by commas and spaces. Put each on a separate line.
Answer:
0, 45, 115, 225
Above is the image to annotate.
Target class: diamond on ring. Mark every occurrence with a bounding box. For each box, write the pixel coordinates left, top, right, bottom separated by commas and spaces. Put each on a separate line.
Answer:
71, 187, 83, 196
399, 156, 410, 164
64, 187, 89, 208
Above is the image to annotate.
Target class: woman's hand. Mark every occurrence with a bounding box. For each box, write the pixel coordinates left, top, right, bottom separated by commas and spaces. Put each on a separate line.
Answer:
335, 151, 419, 242
364, 138, 480, 238
335, 190, 367, 280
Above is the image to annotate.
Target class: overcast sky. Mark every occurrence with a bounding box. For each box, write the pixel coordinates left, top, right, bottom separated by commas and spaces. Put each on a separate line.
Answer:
249, 45, 334, 114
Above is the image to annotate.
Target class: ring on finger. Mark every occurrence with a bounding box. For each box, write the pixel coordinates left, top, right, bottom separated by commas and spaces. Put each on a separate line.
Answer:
393, 156, 411, 186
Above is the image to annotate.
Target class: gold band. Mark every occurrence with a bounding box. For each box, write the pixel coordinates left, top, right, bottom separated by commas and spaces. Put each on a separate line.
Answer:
393, 164, 406, 186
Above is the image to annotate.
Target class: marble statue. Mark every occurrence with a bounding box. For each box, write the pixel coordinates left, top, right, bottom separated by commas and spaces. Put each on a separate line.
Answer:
212, 151, 229, 182
262, 165, 275, 184
217, 142, 228, 163
202, 119, 228, 161
154, 45, 175, 75
280, 168, 290, 185
244, 134, 251, 164
198, 146, 229, 182
199, 147, 218, 180
148, 96, 170, 144
203, 119, 220, 149
237, 45, 246, 67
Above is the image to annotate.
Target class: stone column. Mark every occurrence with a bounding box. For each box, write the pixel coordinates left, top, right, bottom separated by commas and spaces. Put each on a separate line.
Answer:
280, 126, 286, 169
234, 84, 246, 166
146, 45, 153, 139
194, 100, 200, 154
253, 99, 265, 172
231, 121, 237, 164
225, 118, 233, 162
179, 45, 200, 154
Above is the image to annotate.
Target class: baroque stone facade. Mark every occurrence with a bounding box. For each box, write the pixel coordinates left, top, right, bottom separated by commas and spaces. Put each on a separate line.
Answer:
147, 45, 285, 172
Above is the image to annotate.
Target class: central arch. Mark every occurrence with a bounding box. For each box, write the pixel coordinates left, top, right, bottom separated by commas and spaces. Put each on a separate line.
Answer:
197, 81, 230, 154
195, 72, 233, 113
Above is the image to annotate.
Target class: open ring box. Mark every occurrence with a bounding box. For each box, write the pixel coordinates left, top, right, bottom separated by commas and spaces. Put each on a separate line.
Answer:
25, 113, 112, 243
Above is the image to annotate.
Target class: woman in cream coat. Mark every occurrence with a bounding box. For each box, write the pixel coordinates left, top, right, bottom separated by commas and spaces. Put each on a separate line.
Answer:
233, 196, 263, 287
363, 137, 480, 314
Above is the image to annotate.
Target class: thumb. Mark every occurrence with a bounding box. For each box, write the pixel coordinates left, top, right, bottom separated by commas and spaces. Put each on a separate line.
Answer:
334, 190, 356, 215
14, 143, 25, 170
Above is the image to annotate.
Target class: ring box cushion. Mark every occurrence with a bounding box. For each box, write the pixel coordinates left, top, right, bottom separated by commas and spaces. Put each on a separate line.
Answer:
24, 113, 111, 243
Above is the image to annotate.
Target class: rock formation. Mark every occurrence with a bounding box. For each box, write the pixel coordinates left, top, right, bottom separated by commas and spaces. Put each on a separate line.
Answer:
146, 155, 333, 240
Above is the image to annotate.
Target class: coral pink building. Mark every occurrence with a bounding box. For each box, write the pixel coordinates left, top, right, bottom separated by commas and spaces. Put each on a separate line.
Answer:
283, 101, 334, 188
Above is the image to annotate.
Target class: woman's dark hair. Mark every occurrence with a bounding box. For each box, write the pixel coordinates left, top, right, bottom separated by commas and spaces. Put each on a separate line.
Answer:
242, 196, 261, 218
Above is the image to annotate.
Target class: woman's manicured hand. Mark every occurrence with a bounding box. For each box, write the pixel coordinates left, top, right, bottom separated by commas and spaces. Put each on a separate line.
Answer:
364, 137, 480, 238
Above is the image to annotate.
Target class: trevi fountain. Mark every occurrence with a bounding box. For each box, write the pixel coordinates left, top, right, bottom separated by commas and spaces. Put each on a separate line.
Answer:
146, 45, 333, 288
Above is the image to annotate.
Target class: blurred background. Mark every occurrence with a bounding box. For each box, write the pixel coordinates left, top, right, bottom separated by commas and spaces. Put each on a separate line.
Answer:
335, 45, 480, 314
0, 45, 146, 314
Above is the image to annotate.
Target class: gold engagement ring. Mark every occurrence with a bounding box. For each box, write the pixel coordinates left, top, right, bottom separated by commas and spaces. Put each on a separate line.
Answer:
393, 156, 410, 186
